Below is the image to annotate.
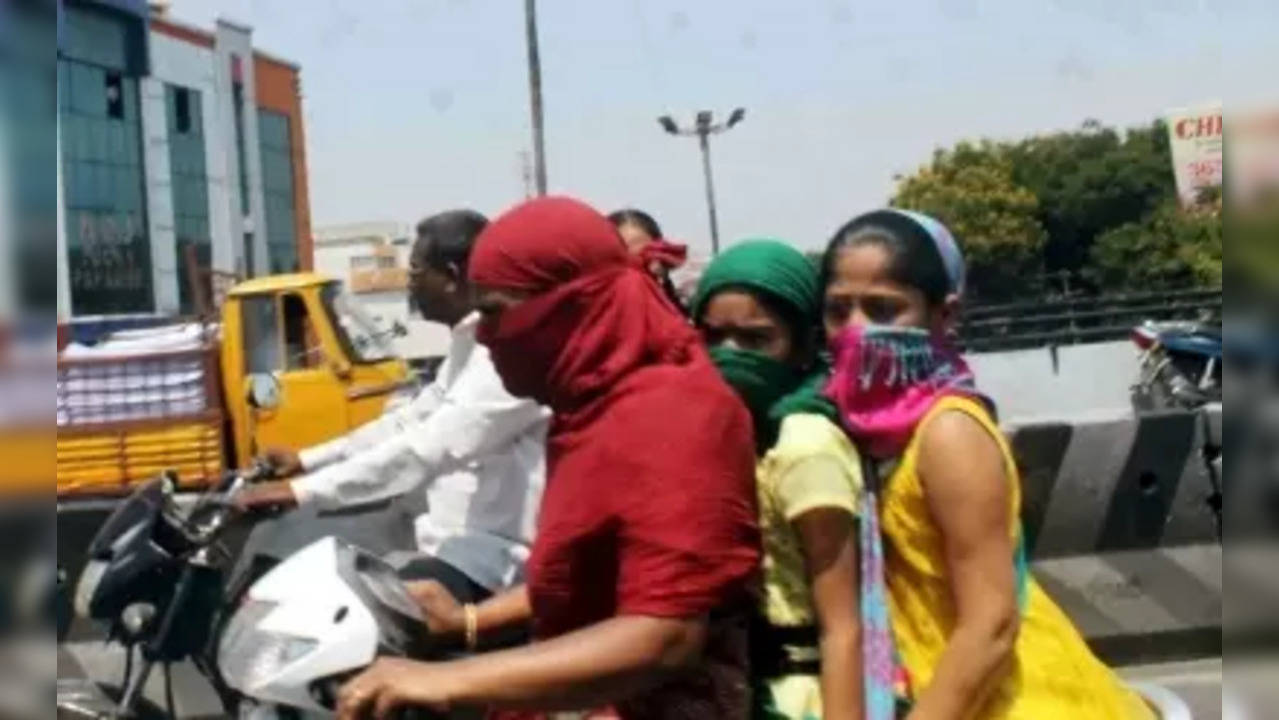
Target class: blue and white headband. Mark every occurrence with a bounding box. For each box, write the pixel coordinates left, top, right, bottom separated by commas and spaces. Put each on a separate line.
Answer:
883, 208, 966, 297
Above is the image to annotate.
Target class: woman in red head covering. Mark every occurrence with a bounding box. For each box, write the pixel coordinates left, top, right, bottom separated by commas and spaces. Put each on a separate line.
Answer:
337, 197, 760, 720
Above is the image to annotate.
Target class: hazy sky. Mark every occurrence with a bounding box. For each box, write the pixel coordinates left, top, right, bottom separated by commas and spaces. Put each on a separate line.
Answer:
166, 0, 1273, 255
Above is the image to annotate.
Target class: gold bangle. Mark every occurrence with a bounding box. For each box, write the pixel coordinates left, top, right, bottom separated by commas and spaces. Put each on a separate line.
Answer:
463, 603, 479, 651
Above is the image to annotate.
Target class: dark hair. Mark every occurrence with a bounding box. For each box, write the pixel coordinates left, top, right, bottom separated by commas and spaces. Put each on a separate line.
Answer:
820, 210, 951, 306
608, 208, 688, 314
607, 208, 663, 240
413, 209, 488, 276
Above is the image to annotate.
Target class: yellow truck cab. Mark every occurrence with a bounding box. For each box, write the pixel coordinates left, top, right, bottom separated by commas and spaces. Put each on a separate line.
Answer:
56, 274, 411, 496
221, 273, 410, 469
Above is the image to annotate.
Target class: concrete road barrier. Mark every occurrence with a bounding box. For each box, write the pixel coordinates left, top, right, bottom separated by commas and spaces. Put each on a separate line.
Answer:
1009, 407, 1222, 664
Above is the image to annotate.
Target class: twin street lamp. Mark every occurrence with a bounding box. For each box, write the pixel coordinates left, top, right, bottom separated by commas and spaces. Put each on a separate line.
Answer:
658, 108, 746, 256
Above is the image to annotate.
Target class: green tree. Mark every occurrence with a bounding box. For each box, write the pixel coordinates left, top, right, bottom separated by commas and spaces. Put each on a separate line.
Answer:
1088, 199, 1221, 291
891, 142, 1048, 302
1004, 120, 1176, 283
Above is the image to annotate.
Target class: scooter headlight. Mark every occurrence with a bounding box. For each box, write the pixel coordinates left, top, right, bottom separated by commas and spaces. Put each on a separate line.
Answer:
218, 600, 319, 691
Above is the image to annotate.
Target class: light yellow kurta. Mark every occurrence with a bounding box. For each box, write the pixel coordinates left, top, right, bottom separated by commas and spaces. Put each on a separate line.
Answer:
755, 413, 864, 719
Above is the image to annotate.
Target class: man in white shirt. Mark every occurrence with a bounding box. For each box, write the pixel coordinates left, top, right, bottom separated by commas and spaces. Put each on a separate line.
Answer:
235, 210, 548, 606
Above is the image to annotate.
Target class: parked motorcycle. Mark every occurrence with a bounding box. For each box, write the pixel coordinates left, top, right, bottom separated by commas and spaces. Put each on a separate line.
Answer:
1130, 318, 1222, 412
60, 465, 436, 719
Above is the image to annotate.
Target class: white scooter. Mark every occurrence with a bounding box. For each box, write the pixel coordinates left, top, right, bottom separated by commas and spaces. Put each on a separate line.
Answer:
219, 536, 434, 718
66, 468, 443, 719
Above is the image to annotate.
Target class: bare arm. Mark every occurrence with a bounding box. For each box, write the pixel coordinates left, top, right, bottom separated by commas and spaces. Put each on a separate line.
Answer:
906, 411, 1019, 720
794, 507, 863, 720
474, 583, 534, 634
407, 581, 534, 639
336, 614, 707, 719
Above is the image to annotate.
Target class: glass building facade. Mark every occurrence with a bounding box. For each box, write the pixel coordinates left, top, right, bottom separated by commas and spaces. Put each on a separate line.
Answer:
55, 4, 308, 317
165, 84, 211, 313
258, 108, 298, 273
6, 2, 60, 312
58, 3, 152, 314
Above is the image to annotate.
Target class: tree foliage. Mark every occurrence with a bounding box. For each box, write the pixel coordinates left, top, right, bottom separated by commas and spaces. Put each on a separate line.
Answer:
1088, 197, 1221, 291
1004, 120, 1175, 279
889, 119, 1218, 299
890, 142, 1048, 302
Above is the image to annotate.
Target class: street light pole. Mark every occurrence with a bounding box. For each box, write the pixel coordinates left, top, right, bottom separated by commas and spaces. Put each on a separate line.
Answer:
525, 0, 547, 195
658, 108, 745, 255
697, 130, 721, 256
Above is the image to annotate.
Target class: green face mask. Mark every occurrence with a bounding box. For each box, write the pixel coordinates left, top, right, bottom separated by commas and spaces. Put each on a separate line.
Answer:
708, 346, 804, 449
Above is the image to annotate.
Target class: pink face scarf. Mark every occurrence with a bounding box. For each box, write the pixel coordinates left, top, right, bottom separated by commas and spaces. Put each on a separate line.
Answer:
825, 324, 987, 459
823, 208, 993, 460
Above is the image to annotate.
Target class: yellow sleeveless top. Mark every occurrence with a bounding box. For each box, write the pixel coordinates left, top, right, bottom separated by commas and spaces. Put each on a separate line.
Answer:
882, 396, 1153, 719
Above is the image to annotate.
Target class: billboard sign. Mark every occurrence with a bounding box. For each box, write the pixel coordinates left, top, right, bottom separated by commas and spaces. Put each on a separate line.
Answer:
1166, 103, 1223, 205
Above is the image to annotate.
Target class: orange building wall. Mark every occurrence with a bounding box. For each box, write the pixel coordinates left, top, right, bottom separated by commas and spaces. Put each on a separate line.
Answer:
151, 17, 215, 48
254, 56, 313, 271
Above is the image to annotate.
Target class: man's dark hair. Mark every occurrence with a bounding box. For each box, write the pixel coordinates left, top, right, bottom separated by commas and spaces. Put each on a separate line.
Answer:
413, 209, 489, 276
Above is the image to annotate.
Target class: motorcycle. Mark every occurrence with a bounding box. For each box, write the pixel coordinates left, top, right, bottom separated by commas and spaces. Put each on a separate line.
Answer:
60, 467, 1195, 720
1130, 318, 1222, 412
61, 465, 435, 719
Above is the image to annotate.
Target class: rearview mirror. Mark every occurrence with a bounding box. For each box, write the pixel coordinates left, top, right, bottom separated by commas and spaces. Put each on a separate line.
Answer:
245, 373, 281, 410
392, 321, 407, 338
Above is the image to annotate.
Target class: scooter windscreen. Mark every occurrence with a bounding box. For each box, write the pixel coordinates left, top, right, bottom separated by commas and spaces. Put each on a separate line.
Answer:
76, 478, 187, 621
86, 479, 165, 558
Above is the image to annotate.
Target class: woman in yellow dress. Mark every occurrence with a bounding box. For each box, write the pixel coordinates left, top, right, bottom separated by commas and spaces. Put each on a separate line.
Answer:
817, 209, 1154, 720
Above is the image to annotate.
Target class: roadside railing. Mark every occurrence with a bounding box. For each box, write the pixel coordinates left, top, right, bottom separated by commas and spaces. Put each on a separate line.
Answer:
960, 287, 1222, 353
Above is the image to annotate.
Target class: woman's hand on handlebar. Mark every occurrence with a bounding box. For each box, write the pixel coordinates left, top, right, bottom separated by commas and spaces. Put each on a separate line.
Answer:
405, 580, 465, 637
257, 447, 304, 478
337, 657, 457, 720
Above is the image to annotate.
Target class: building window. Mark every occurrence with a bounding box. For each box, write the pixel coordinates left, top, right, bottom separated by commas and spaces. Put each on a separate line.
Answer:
58, 52, 152, 314
58, 3, 153, 315
231, 76, 250, 217
104, 71, 124, 119
282, 294, 322, 370
241, 294, 281, 374
173, 87, 192, 134
258, 109, 298, 274
166, 84, 210, 314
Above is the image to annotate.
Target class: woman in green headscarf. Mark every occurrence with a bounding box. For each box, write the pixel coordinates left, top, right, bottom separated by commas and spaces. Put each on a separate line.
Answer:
693, 239, 866, 720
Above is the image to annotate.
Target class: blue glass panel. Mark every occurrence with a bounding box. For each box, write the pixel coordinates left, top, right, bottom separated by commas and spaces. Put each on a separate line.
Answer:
63, 6, 128, 70
113, 165, 132, 211
60, 114, 80, 160
58, 60, 70, 110
91, 163, 110, 209
70, 62, 99, 116
121, 77, 137, 122
107, 121, 125, 160
86, 117, 105, 162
